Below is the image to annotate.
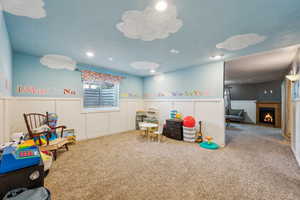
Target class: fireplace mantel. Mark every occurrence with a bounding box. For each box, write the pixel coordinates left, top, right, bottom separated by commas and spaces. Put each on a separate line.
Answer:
256, 102, 281, 128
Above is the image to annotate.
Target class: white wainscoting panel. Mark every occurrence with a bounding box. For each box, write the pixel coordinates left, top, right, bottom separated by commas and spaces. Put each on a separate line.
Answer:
1, 98, 225, 147
173, 101, 195, 118
55, 99, 86, 140
127, 100, 144, 130
292, 99, 300, 166
144, 99, 225, 146
0, 98, 142, 142
231, 100, 257, 123
144, 101, 173, 123
194, 100, 225, 146
86, 112, 110, 139
7, 98, 56, 134
109, 101, 128, 135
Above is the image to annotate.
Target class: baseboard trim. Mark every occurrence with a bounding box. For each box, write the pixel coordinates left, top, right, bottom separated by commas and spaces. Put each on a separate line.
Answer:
292, 147, 300, 167
77, 130, 136, 142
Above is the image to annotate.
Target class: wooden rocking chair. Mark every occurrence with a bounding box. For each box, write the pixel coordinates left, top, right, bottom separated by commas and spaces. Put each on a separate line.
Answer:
23, 112, 69, 160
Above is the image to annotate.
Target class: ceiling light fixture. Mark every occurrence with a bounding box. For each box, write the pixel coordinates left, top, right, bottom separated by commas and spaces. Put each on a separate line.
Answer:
170, 49, 180, 54
210, 54, 224, 60
286, 74, 300, 82
286, 49, 300, 82
86, 51, 95, 58
150, 69, 156, 74
108, 57, 113, 61
155, 1, 168, 12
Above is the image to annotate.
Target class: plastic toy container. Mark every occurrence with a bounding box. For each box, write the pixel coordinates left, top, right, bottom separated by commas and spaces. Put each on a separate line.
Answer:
170, 110, 178, 119
0, 146, 41, 174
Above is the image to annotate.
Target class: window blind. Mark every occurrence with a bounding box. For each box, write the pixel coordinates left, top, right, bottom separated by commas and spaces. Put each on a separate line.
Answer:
83, 82, 119, 108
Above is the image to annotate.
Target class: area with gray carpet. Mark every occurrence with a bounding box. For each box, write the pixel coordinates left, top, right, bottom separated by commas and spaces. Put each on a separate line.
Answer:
45, 124, 300, 200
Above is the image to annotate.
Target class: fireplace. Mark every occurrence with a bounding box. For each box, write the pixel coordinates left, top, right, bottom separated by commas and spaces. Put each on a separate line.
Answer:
259, 107, 275, 125
256, 102, 281, 128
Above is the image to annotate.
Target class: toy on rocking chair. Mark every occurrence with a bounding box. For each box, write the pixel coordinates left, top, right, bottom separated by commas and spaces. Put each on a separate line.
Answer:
199, 136, 219, 150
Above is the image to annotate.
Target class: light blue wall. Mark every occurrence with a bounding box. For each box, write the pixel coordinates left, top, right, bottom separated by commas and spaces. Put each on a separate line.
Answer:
0, 10, 12, 96
12, 52, 223, 99
143, 62, 224, 99
13, 52, 143, 98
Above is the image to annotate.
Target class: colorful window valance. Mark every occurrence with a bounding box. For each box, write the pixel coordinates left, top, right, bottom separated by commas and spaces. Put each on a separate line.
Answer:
81, 70, 124, 84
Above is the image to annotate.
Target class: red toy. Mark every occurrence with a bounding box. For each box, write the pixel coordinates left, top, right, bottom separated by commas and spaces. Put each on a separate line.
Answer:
19, 151, 34, 157
183, 116, 196, 127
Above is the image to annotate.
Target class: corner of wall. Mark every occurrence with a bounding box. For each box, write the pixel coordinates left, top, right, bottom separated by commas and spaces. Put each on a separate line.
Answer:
0, 9, 13, 97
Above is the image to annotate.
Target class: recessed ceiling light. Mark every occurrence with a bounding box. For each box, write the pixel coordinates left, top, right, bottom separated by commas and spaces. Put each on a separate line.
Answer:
108, 57, 113, 61
86, 51, 95, 58
170, 49, 180, 54
155, 1, 168, 12
150, 69, 156, 73
210, 54, 224, 60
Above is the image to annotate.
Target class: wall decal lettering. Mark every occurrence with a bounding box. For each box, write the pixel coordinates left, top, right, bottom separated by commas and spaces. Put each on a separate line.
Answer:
144, 90, 209, 98
5, 79, 9, 90
17, 85, 48, 95
17, 85, 80, 96
64, 89, 76, 95
120, 93, 140, 98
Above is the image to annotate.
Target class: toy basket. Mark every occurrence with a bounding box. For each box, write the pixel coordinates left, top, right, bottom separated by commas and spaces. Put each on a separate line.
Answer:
183, 127, 196, 142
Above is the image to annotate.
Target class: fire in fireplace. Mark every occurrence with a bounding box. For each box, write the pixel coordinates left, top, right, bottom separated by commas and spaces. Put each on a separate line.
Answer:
264, 113, 273, 123
259, 107, 275, 125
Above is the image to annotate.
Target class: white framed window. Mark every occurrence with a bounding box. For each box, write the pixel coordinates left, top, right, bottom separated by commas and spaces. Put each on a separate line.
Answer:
83, 81, 119, 109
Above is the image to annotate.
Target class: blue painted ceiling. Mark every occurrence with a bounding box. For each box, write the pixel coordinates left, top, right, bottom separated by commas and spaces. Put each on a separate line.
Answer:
3, 0, 300, 76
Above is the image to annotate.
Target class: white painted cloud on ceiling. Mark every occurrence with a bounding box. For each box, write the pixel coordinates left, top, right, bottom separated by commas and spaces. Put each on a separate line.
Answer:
0, 0, 46, 19
116, 3, 182, 41
40, 55, 77, 71
216, 33, 267, 51
130, 61, 160, 70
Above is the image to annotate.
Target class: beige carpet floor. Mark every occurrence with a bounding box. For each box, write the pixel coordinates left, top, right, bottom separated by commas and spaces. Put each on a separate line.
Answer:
45, 124, 300, 200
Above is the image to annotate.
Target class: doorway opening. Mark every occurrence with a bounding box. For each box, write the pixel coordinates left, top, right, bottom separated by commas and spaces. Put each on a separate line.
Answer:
224, 45, 299, 144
